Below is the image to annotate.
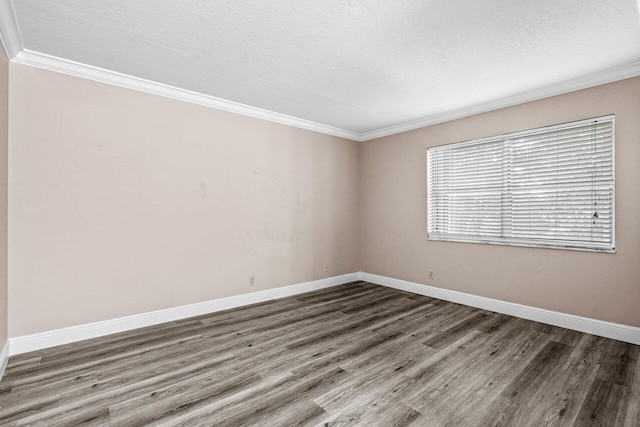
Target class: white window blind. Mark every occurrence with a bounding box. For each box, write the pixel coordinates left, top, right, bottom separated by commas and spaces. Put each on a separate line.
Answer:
427, 115, 615, 252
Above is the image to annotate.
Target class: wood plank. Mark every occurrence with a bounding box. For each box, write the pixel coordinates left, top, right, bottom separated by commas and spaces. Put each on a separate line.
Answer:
0, 281, 636, 426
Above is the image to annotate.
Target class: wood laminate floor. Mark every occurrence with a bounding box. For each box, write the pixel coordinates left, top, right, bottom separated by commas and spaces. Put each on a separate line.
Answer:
1, 281, 638, 426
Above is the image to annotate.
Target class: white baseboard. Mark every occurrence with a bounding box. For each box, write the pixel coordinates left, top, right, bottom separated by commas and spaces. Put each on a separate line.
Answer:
9, 272, 360, 356
0, 340, 9, 383
359, 272, 640, 345
7, 270, 638, 358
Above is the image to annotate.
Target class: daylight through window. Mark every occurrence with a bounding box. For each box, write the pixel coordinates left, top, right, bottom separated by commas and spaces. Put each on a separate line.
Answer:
427, 115, 615, 252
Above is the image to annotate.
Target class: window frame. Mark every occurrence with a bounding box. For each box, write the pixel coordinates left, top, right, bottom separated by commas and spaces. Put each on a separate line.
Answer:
426, 115, 616, 253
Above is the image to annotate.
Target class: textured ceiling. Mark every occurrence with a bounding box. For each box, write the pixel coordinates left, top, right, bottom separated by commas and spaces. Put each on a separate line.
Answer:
10, 0, 640, 134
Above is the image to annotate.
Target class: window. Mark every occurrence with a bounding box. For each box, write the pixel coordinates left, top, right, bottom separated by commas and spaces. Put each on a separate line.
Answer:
427, 115, 615, 252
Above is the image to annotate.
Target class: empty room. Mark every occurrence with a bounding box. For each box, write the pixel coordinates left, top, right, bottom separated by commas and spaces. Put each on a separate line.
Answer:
0, 0, 639, 426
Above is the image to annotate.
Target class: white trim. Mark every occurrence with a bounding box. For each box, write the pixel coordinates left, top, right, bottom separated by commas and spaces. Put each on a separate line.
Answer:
360, 272, 640, 345
5, 50, 640, 143
11, 49, 362, 141
357, 61, 640, 141
0, 339, 9, 382
5, 271, 640, 357
8, 272, 360, 355
0, 3, 639, 141
0, 0, 22, 59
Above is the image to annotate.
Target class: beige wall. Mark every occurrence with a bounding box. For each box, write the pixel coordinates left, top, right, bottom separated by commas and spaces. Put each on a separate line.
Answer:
0, 48, 7, 345
5, 62, 639, 337
361, 76, 640, 327
8, 63, 360, 336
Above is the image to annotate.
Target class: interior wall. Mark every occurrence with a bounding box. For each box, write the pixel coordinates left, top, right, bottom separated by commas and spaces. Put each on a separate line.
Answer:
0, 48, 8, 346
8, 63, 361, 337
360, 76, 640, 327
5, 62, 640, 338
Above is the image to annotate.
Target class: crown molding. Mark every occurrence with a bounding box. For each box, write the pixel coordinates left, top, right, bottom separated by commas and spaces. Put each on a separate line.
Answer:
12, 49, 362, 141
358, 60, 640, 141
0, 0, 22, 59
2, 24, 640, 142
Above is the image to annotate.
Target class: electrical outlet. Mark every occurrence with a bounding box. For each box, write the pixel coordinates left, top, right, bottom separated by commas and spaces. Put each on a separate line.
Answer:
428, 271, 435, 280
323, 265, 329, 272
249, 276, 255, 287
